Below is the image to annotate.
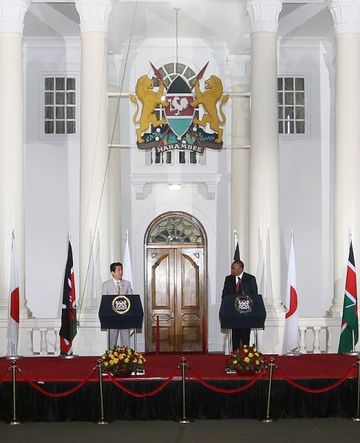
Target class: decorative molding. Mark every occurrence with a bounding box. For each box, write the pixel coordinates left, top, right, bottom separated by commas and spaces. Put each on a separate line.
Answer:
131, 173, 221, 200
108, 54, 124, 85
24, 36, 81, 49
246, 0, 282, 34
0, 0, 30, 34
278, 36, 333, 49
329, 0, 360, 34
227, 54, 251, 86
75, 0, 112, 33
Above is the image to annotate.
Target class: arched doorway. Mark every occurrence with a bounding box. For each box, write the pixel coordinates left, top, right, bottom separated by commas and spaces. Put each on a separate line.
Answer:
145, 212, 207, 352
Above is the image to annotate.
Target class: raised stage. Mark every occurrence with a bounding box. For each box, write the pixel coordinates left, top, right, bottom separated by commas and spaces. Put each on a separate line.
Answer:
0, 354, 358, 421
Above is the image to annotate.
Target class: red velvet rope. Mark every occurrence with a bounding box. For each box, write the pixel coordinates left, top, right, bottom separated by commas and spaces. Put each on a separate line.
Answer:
0, 366, 10, 385
106, 368, 178, 398
188, 367, 267, 394
18, 367, 96, 398
276, 365, 355, 394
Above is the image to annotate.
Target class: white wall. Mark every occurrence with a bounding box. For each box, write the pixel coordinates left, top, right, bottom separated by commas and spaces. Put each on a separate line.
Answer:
24, 38, 80, 319
278, 38, 334, 318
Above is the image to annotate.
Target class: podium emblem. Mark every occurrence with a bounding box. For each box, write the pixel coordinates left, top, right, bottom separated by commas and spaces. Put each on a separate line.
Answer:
112, 295, 131, 315
234, 295, 253, 314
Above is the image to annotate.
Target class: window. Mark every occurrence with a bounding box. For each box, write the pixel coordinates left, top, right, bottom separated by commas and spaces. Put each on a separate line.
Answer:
44, 76, 76, 135
278, 76, 305, 135
148, 214, 204, 244
152, 62, 198, 89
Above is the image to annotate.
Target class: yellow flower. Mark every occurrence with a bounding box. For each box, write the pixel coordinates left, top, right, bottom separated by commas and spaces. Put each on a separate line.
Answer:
124, 358, 129, 363
255, 352, 259, 357
256, 360, 260, 365
244, 357, 250, 363
119, 355, 124, 360
244, 349, 248, 353
248, 353, 253, 358
114, 352, 118, 356
113, 358, 119, 364
104, 362, 108, 367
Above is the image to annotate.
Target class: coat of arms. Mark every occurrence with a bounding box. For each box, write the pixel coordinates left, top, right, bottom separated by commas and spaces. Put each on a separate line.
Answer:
130, 62, 229, 153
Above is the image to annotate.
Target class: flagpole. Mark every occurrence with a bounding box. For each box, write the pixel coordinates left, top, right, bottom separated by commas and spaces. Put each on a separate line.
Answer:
348, 231, 356, 354
338, 236, 359, 355
6, 230, 23, 360
59, 237, 78, 359
349, 231, 358, 354
351, 234, 359, 355
124, 230, 136, 349
282, 229, 300, 356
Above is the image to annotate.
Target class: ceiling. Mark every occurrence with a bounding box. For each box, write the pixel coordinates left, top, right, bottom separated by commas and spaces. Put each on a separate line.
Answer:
24, 1, 334, 53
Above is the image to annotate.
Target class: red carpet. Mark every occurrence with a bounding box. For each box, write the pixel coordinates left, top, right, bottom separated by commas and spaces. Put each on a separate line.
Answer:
0, 353, 357, 382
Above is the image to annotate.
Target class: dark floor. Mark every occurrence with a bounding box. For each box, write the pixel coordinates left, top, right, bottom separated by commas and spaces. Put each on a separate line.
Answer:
1, 419, 360, 443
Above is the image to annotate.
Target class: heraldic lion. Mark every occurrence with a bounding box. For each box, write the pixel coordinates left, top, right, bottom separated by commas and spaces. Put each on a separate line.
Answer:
191, 75, 229, 143
130, 75, 169, 144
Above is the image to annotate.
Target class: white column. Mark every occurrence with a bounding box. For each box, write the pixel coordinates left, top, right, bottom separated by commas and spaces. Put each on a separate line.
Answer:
247, 0, 282, 313
108, 54, 124, 261
76, 0, 111, 308
228, 54, 251, 265
0, 0, 30, 319
330, 0, 360, 315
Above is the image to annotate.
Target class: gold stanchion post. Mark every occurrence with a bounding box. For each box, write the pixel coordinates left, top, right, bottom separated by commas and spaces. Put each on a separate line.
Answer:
9, 360, 20, 425
96, 359, 108, 425
178, 357, 191, 424
352, 357, 360, 422
262, 357, 275, 423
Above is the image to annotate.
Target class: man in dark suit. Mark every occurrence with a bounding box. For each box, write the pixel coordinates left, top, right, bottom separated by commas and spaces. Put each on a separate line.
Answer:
222, 260, 258, 350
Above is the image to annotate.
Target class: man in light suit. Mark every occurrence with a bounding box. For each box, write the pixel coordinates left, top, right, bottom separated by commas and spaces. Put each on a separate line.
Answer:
102, 262, 133, 348
222, 260, 258, 350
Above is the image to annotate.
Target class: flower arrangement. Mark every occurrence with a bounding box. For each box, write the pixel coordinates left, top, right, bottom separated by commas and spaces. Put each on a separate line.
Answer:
229, 345, 266, 374
101, 346, 146, 376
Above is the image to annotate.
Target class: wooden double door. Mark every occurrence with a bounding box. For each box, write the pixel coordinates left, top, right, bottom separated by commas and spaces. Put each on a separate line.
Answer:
146, 246, 206, 352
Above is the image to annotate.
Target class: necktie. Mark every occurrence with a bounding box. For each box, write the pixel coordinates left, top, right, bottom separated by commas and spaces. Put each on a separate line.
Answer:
116, 281, 121, 294
236, 277, 240, 293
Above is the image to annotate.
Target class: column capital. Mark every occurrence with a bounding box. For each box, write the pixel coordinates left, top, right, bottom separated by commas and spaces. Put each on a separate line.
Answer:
330, 0, 360, 34
0, 0, 30, 34
76, 0, 112, 33
227, 54, 251, 86
246, 0, 282, 33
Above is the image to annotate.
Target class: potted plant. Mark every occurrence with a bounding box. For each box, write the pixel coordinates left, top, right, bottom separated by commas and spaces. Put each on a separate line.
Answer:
228, 345, 266, 375
101, 346, 146, 377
